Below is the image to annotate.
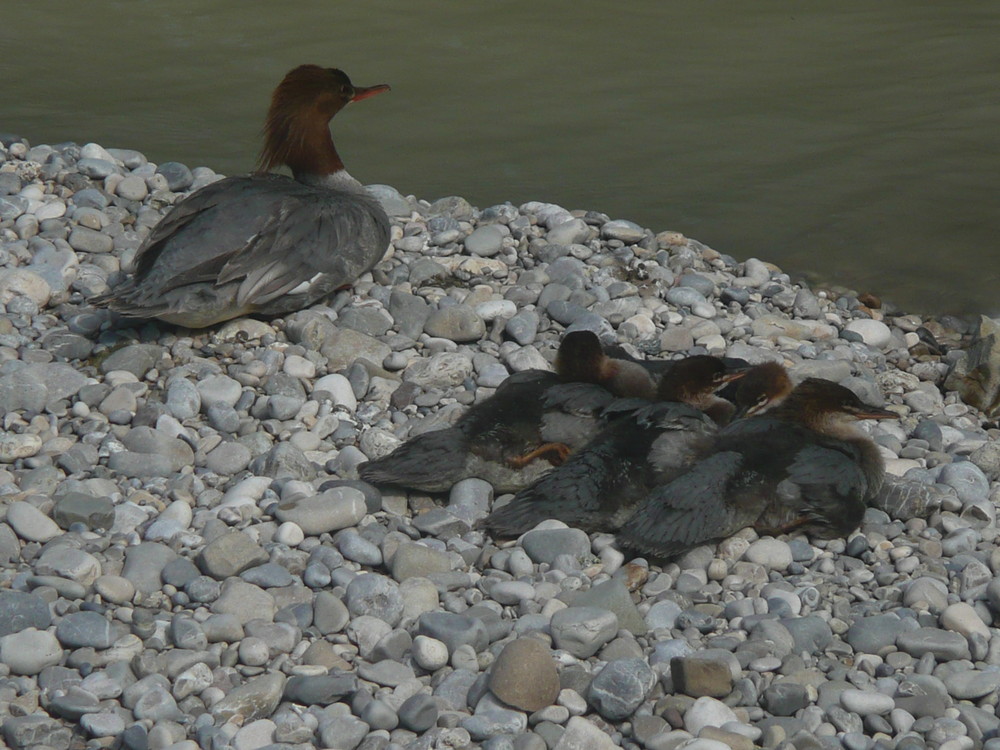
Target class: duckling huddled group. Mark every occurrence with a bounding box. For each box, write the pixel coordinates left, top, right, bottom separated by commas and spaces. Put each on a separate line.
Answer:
360, 331, 899, 558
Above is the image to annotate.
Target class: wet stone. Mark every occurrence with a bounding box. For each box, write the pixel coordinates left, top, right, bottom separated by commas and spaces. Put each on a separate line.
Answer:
98, 343, 163, 377
846, 612, 918, 654
122, 542, 178, 595
762, 682, 809, 716
780, 615, 833, 654
156, 161, 193, 190
398, 693, 439, 732
317, 715, 369, 750
284, 672, 358, 705
161, 556, 201, 588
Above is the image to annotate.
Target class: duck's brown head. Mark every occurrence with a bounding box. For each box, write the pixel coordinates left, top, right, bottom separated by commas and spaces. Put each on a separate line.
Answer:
257, 65, 390, 177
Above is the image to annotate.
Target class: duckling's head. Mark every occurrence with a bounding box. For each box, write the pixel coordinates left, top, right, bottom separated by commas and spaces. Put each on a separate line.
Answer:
658, 355, 746, 405
776, 378, 899, 433
555, 331, 656, 399
731, 362, 794, 419
555, 331, 605, 380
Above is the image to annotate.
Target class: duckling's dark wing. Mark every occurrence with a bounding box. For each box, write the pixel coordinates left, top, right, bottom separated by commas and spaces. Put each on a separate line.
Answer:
755, 443, 867, 537
485, 401, 717, 537
539, 382, 619, 448
641, 403, 717, 479
358, 426, 469, 492
618, 451, 760, 558
542, 382, 618, 414
484, 405, 662, 536
464, 371, 561, 463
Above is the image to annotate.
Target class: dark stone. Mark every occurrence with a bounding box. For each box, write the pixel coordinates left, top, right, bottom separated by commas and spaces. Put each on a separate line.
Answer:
51, 492, 115, 531
762, 682, 809, 716
283, 673, 358, 705
0, 590, 52, 637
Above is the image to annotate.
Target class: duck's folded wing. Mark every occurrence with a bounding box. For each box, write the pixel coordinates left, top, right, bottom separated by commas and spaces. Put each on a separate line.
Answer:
223, 193, 390, 307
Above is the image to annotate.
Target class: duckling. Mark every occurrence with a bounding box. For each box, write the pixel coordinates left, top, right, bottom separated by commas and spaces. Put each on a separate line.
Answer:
358, 331, 656, 493
483, 355, 759, 536
617, 378, 898, 559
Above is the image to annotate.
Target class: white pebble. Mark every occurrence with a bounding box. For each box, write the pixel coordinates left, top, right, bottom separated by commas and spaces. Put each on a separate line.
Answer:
684, 696, 738, 735
284, 354, 316, 379
0, 268, 51, 307
238, 637, 271, 667
743, 539, 792, 571
840, 688, 894, 716
0, 628, 63, 675
940, 602, 990, 639
274, 522, 305, 546
845, 319, 892, 348
312, 373, 358, 411
412, 635, 449, 671
6, 500, 62, 542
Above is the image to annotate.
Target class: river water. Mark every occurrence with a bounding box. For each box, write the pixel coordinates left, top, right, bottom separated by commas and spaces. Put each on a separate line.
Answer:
3, 2, 998, 315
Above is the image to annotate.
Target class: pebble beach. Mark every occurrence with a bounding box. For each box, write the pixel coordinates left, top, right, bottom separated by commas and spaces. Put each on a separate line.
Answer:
1, 136, 1000, 750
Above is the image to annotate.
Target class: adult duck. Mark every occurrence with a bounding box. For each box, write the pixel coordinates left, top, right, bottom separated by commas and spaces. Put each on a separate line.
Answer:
94, 65, 391, 327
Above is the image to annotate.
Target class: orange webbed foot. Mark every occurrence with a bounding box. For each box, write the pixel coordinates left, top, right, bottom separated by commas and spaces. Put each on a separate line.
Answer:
508, 442, 572, 468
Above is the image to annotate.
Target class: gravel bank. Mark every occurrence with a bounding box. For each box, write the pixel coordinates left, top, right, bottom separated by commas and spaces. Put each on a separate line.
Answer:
1, 135, 1000, 750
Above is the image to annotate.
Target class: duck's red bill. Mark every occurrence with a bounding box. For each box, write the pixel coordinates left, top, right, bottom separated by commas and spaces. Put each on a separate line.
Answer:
352, 84, 391, 101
